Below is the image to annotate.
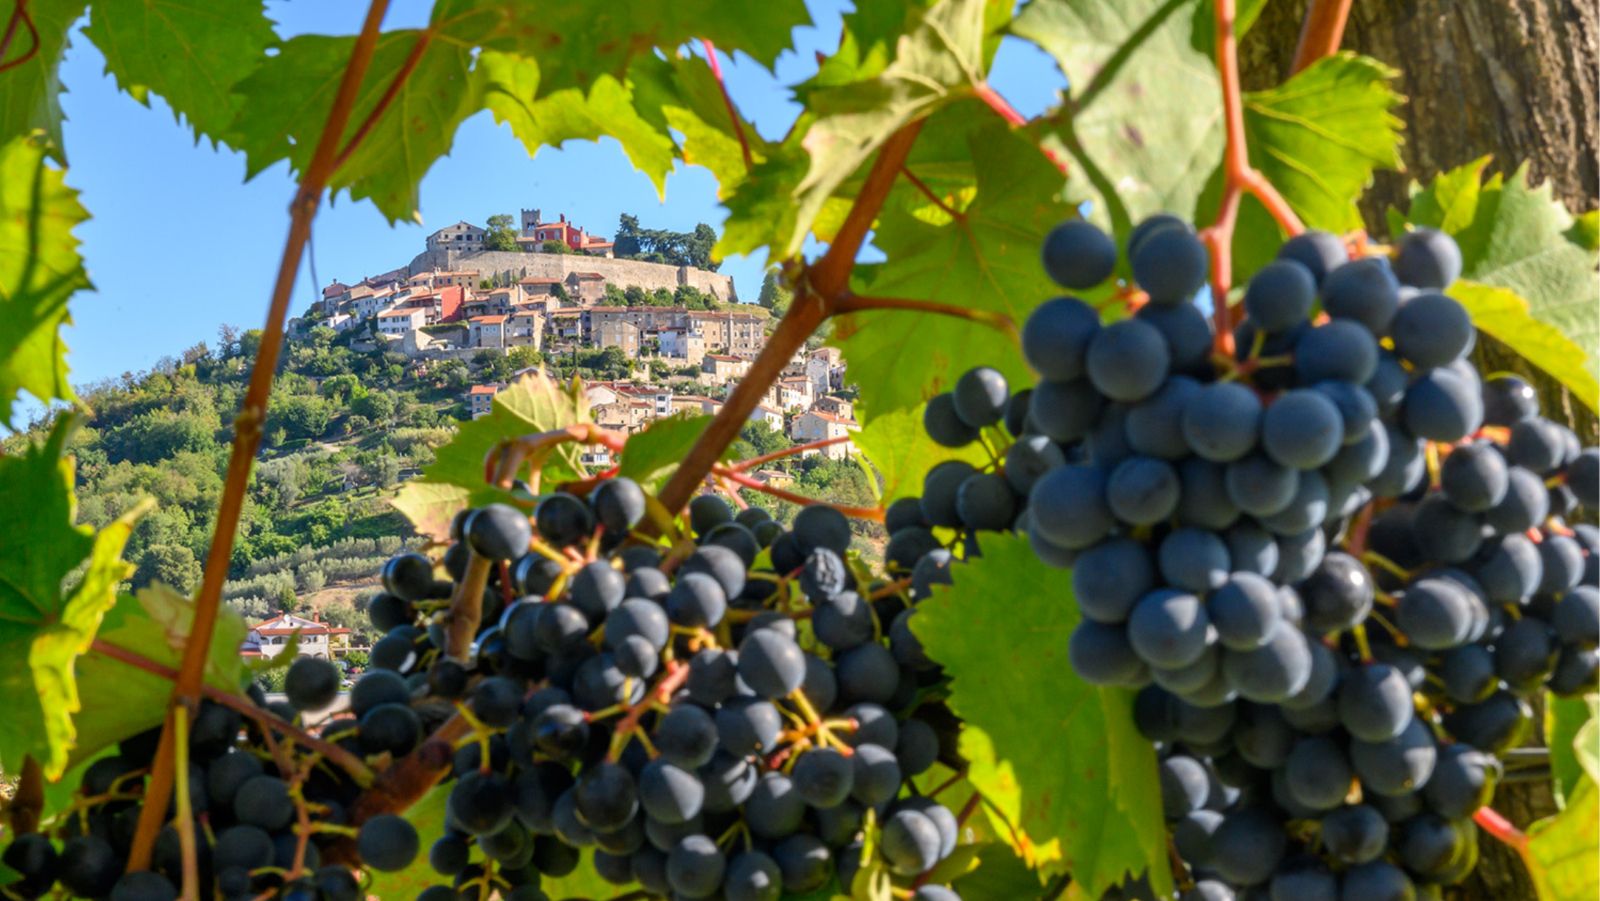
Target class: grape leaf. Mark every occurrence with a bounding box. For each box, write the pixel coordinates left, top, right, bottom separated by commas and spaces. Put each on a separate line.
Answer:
480, 51, 678, 198
722, 0, 995, 260
1203, 52, 1402, 283
1015, 0, 1222, 236
1392, 159, 1600, 399
390, 481, 474, 544
832, 120, 1071, 417
1448, 280, 1598, 414
83, 0, 275, 145
0, 132, 93, 426
1527, 708, 1600, 901
0, 0, 86, 156
228, 30, 482, 224
72, 584, 250, 768
853, 403, 991, 504
952, 843, 1045, 897
616, 413, 719, 492
910, 533, 1170, 895
398, 373, 588, 524
430, 0, 810, 95
628, 53, 772, 194
1545, 693, 1598, 808
0, 417, 149, 779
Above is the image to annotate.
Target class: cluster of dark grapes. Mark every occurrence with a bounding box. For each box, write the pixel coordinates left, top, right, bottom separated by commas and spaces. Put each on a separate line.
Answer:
2, 656, 372, 901
919, 215, 1598, 899
354, 481, 964, 900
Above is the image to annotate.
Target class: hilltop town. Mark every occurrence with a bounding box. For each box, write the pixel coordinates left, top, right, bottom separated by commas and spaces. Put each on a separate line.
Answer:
306, 209, 859, 464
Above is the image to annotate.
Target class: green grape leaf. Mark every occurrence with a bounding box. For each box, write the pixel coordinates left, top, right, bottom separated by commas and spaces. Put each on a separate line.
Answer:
1206, 52, 1402, 282
628, 53, 772, 194
391, 481, 474, 544
854, 403, 991, 504
73, 584, 250, 768
0, 0, 86, 156
430, 0, 809, 95
83, 0, 275, 145
229, 30, 482, 223
368, 785, 635, 899
832, 120, 1071, 416
723, 0, 994, 260
1016, 0, 1221, 236
616, 413, 720, 492
397, 373, 588, 529
1528, 710, 1600, 901
1546, 694, 1598, 807
911, 533, 1170, 894
1393, 159, 1600, 401
952, 843, 1045, 898
1447, 281, 1599, 414
0, 132, 93, 426
0, 418, 149, 778
480, 51, 677, 198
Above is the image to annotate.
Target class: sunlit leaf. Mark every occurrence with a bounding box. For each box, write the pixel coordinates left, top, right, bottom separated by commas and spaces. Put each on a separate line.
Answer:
1448, 280, 1599, 414
616, 413, 719, 492
854, 403, 991, 504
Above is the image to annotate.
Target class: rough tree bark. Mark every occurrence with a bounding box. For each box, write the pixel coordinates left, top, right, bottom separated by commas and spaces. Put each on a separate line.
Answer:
1243, 3, 1597, 897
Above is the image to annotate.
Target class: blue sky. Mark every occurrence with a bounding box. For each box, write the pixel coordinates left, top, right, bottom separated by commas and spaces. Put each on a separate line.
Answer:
55, 0, 1063, 388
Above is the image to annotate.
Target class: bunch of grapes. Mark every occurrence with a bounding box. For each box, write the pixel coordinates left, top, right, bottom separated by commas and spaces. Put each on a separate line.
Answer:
2, 657, 375, 901
359, 482, 962, 900
910, 214, 1597, 899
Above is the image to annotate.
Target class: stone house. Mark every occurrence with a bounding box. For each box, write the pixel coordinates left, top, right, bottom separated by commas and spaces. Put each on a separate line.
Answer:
241, 614, 352, 662
702, 354, 750, 385
377, 307, 424, 336
426, 221, 486, 252
790, 410, 859, 459
507, 309, 544, 349
688, 310, 764, 356
469, 315, 508, 349
468, 383, 501, 418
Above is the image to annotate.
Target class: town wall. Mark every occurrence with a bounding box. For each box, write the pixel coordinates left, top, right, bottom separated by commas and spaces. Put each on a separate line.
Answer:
406, 249, 738, 302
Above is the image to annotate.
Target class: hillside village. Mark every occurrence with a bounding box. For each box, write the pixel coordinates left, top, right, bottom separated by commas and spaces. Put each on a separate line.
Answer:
307, 208, 859, 462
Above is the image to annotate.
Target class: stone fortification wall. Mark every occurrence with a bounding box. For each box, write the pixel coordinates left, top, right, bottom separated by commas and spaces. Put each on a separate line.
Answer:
407, 249, 738, 302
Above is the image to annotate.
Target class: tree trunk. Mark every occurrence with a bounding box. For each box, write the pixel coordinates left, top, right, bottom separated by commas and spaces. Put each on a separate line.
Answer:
1243, 4, 1597, 897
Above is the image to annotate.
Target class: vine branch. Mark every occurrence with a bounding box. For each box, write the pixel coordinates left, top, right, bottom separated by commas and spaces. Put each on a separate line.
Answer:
1291, 0, 1355, 74
1197, 0, 1304, 352
333, 28, 434, 173
833, 293, 1020, 344
728, 435, 856, 472
127, 0, 396, 871
712, 464, 885, 522
972, 82, 1070, 175
700, 38, 753, 170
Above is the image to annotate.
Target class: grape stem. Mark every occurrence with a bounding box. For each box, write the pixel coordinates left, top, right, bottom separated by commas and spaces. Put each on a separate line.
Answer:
699, 39, 753, 170
1473, 805, 1533, 855
1197, 0, 1305, 353
0, 0, 38, 75
172, 705, 199, 901
728, 435, 858, 472
833, 293, 1022, 345
125, 0, 397, 872
711, 463, 886, 522
1291, 0, 1355, 75
86, 638, 376, 786
607, 661, 690, 762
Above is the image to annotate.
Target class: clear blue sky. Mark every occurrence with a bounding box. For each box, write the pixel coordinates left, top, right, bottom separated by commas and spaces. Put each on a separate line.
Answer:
55, 0, 1062, 389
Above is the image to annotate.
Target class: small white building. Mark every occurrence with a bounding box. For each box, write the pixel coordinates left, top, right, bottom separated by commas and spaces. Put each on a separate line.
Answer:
426, 221, 486, 253
750, 405, 784, 431
240, 613, 352, 661
377, 307, 424, 336
790, 410, 859, 460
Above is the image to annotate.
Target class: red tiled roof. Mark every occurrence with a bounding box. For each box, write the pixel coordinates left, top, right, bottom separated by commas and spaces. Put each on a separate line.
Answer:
469, 315, 508, 324
469, 385, 500, 396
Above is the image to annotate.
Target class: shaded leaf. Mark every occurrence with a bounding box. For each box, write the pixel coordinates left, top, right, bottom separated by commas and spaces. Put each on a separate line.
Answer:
0, 418, 148, 778
1546, 693, 1598, 808
390, 481, 474, 544
616, 413, 718, 492
1528, 713, 1599, 901
84, 0, 275, 145
229, 30, 481, 223
628, 53, 772, 194
952, 843, 1045, 898
833, 120, 1070, 416
481, 51, 678, 198
430, 0, 809, 95
911, 533, 1170, 894
0, 132, 92, 425
73, 584, 249, 768
854, 403, 991, 504
0, 0, 86, 156
1448, 280, 1598, 414
1016, 0, 1220, 236
1393, 159, 1600, 403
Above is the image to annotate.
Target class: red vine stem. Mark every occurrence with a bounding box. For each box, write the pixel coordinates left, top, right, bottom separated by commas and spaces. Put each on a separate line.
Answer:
1291, 0, 1355, 74
700, 38, 753, 170
1197, 0, 1305, 352
972, 82, 1070, 175
127, 0, 395, 870
656, 121, 926, 515
1473, 806, 1532, 855
88, 639, 375, 785
712, 464, 885, 522
728, 436, 856, 472
834, 293, 1021, 344
901, 166, 960, 219
0, 0, 38, 76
